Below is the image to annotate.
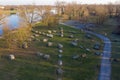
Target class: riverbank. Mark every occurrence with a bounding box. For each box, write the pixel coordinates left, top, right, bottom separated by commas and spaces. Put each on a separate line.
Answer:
0, 15, 6, 24
0, 9, 17, 24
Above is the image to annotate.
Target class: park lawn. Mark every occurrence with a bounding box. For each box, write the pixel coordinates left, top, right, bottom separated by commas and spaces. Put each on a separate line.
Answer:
110, 34, 120, 80
92, 18, 120, 80
92, 18, 118, 36
0, 24, 102, 80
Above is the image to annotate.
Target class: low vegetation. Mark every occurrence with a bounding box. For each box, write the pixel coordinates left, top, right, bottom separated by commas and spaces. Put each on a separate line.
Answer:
92, 18, 120, 80
0, 1, 119, 80
0, 24, 103, 80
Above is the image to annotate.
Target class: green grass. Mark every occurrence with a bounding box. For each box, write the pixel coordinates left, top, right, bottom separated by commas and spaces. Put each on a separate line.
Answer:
110, 34, 120, 80
92, 18, 118, 36
0, 24, 102, 80
92, 18, 120, 80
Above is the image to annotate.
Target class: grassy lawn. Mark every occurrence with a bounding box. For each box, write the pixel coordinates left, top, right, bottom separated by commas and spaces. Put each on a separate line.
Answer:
92, 18, 120, 80
110, 34, 120, 80
92, 18, 118, 36
0, 24, 102, 80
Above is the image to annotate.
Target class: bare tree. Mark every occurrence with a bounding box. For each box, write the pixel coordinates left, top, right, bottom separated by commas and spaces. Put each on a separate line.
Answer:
107, 3, 114, 18
37, 5, 58, 27
18, 5, 36, 29
78, 6, 90, 22
95, 5, 108, 24
115, 5, 120, 17
55, 1, 66, 16
64, 2, 80, 20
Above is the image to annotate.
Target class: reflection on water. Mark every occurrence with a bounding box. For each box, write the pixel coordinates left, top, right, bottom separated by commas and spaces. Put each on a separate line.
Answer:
0, 14, 20, 35
0, 27, 2, 35
7, 15, 20, 29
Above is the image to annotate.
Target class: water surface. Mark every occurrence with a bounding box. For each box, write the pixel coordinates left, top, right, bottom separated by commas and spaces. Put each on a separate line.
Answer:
0, 14, 20, 35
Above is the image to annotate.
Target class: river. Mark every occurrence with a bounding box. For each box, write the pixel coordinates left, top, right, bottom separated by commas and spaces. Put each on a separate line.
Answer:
0, 13, 42, 35
0, 14, 20, 35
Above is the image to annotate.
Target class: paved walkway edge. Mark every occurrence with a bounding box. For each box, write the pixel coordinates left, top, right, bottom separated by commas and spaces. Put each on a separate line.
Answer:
60, 23, 111, 80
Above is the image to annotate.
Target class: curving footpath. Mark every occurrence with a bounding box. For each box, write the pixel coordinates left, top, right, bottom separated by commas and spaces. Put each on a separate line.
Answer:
61, 22, 111, 80
87, 31, 111, 80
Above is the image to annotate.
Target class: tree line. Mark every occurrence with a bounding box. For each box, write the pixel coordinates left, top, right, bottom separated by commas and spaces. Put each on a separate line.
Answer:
0, 1, 120, 50
17, 2, 120, 26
